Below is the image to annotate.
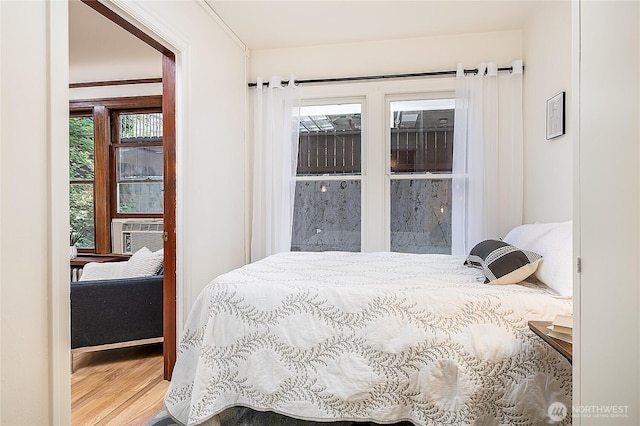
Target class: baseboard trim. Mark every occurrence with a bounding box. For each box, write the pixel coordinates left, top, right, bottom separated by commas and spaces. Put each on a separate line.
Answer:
71, 337, 164, 373
72, 337, 164, 355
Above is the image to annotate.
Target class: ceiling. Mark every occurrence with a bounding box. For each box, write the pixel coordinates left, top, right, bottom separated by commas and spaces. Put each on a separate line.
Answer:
69, 1, 536, 61
69, 0, 151, 58
205, 1, 536, 50
69, 0, 162, 82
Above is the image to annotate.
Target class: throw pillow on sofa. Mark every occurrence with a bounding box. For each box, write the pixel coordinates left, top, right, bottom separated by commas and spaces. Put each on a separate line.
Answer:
121, 247, 164, 278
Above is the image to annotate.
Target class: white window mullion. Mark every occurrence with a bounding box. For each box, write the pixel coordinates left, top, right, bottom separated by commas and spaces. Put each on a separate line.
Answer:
362, 90, 386, 252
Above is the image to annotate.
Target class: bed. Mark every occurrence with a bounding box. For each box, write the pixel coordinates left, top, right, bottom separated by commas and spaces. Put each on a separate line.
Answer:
165, 222, 573, 426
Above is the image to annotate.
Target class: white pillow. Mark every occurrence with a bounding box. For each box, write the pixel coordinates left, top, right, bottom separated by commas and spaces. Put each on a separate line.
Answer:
503, 222, 558, 250
503, 221, 573, 297
121, 247, 164, 278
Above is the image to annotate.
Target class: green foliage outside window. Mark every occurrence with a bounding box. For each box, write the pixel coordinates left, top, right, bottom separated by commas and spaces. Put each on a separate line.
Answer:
69, 117, 95, 248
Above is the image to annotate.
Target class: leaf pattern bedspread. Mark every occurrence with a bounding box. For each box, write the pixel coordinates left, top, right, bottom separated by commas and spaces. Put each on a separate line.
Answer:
165, 251, 572, 425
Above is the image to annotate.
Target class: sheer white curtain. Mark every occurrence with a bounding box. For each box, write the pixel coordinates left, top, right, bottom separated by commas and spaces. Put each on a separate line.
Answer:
451, 60, 524, 255
251, 76, 301, 262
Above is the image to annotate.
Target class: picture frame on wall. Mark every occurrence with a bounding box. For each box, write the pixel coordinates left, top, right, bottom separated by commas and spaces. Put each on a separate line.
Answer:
546, 91, 565, 140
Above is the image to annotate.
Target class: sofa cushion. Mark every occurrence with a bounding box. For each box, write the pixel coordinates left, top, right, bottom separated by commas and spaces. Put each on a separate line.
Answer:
79, 261, 126, 281
70, 274, 163, 349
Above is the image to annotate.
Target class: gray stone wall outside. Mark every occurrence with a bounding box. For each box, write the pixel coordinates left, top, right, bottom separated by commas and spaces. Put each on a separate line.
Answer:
291, 178, 452, 254
390, 178, 452, 254
291, 180, 362, 252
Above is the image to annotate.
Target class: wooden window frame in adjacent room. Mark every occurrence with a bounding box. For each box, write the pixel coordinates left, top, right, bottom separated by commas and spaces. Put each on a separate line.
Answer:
69, 96, 163, 254
110, 106, 164, 220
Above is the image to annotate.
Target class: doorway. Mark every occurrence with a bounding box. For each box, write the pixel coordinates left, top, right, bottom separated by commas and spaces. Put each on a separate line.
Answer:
69, 0, 177, 380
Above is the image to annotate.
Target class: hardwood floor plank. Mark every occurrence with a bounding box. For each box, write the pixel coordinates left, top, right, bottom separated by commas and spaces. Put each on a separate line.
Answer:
73, 359, 157, 422
71, 343, 167, 426
97, 379, 169, 426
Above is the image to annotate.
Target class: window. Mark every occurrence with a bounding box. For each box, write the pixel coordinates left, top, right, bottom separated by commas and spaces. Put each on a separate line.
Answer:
69, 115, 96, 249
293, 80, 457, 254
291, 103, 362, 252
389, 99, 454, 254
69, 97, 163, 253
115, 112, 164, 214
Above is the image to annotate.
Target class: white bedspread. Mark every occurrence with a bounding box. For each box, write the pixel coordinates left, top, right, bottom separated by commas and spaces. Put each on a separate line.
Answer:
165, 252, 572, 425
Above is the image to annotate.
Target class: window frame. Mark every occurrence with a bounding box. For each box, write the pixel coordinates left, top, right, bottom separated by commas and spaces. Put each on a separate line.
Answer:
69, 110, 96, 250
110, 107, 164, 219
293, 99, 366, 252
297, 78, 455, 252
386, 94, 455, 253
69, 96, 163, 254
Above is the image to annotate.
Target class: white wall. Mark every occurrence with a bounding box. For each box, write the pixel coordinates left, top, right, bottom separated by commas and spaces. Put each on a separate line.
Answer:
522, 1, 572, 223
126, 1, 248, 319
1, 1, 70, 424
577, 1, 639, 424
0, 0, 248, 423
1, 3, 51, 423
250, 30, 522, 81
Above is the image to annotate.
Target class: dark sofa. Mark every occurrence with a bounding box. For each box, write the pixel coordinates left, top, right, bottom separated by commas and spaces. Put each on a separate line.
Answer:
71, 274, 163, 351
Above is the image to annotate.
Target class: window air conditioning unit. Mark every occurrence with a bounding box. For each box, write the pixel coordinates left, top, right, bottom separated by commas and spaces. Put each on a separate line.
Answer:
111, 218, 164, 254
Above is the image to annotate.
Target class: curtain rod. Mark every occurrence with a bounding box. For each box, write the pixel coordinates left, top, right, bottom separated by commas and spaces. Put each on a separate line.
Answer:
247, 66, 520, 88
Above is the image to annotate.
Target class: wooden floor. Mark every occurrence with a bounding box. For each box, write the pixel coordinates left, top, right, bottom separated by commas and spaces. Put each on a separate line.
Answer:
71, 343, 169, 426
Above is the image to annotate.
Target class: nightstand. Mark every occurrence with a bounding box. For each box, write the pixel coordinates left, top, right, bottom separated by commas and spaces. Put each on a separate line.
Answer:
528, 320, 572, 364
